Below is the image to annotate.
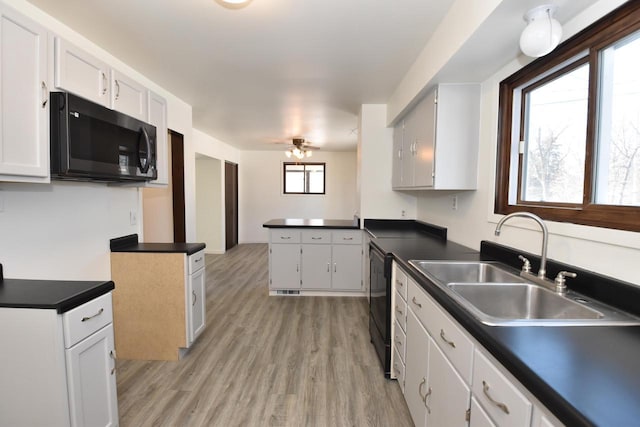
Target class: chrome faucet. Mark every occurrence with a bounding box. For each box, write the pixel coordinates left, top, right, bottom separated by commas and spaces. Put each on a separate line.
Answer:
495, 212, 548, 279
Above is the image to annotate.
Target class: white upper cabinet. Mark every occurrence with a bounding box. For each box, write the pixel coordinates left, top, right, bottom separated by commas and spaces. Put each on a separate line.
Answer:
0, 5, 49, 182
54, 37, 110, 107
146, 90, 169, 186
111, 68, 148, 121
392, 83, 481, 190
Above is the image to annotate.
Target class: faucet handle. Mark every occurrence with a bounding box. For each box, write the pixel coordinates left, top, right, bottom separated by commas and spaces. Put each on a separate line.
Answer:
518, 255, 532, 273
554, 271, 577, 293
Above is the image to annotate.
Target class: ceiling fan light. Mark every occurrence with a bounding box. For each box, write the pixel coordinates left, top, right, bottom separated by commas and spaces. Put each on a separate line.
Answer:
285, 150, 292, 158
305, 150, 313, 158
519, 5, 562, 58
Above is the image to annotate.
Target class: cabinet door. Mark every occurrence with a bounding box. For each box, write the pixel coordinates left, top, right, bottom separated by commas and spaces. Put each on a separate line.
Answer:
269, 244, 301, 289
0, 6, 49, 181
301, 244, 331, 289
65, 324, 118, 427
401, 109, 415, 187
332, 244, 362, 290
391, 120, 404, 188
147, 90, 169, 185
414, 89, 436, 187
111, 69, 148, 120
188, 267, 206, 345
426, 337, 471, 426
54, 37, 110, 106
405, 310, 430, 427
470, 397, 497, 427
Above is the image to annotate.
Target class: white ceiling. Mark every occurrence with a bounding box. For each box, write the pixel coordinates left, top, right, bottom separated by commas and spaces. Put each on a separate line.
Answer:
26, 0, 457, 151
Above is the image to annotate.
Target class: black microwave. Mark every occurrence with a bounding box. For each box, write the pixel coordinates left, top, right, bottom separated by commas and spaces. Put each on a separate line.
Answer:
50, 92, 157, 182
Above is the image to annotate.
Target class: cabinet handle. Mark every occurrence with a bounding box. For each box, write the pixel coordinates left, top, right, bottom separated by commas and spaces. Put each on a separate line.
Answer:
393, 363, 401, 375
395, 336, 402, 347
418, 378, 427, 401
115, 80, 120, 100
482, 380, 510, 414
110, 350, 116, 375
423, 387, 432, 413
395, 306, 403, 316
327, 263, 330, 272
101, 72, 107, 95
195, 257, 202, 263
81, 308, 104, 322
412, 296, 422, 308
343, 237, 353, 241
311, 237, 322, 240
41, 81, 48, 108
192, 291, 197, 306
280, 236, 291, 240
296, 264, 299, 272
396, 279, 404, 288
440, 329, 456, 348
334, 263, 337, 273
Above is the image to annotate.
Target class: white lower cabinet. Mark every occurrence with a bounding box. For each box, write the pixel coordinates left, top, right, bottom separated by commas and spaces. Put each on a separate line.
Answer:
398, 262, 565, 427
0, 292, 117, 426
268, 229, 362, 292
188, 261, 206, 345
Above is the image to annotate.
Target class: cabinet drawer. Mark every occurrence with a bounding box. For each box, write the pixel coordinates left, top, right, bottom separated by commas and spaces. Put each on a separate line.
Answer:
393, 319, 406, 363
393, 264, 408, 301
473, 349, 532, 427
189, 250, 205, 274
63, 292, 113, 348
394, 290, 407, 332
407, 277, 439, 335
392, 346, 406, 393
270, 229, 301, 243
332, 230, 362, 244
301, 230, 331, 244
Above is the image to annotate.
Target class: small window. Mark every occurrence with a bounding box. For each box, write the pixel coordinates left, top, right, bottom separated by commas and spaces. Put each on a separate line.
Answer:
495, 1, 640, 231
283, 162, 325, 194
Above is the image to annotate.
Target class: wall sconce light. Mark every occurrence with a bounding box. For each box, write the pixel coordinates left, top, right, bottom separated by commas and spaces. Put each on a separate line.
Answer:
215, 0, 252, 10
519, 5, 563, 58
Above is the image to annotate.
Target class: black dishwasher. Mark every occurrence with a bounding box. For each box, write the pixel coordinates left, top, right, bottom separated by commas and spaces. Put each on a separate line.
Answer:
369, 243, 393, 377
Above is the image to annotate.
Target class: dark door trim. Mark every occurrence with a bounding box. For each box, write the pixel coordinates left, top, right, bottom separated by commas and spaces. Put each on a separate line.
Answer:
170, 130, 186, 243
225, 161, 238, 250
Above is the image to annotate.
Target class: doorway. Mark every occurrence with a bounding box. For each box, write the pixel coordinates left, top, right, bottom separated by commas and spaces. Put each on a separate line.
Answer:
225, 161, 238, 250
170, 130, 186, 243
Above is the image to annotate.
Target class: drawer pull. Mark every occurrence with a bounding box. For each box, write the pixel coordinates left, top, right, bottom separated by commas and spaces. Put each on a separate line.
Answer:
194, 257, 202, 263
192, 291, 197, 306
440, 329, 456, 348
393, 363, 401, 374
280, 236, 291, 240
311, 237, 323, 240
327, 263, 330, 272
101, 72, 107, 95
343, 237, 354, 240
482, 380, 510, 414
396, 280, 404, 288
418, 378, 427, 401
412, 297, 422, 308
81, 308, 104, 322
423, 387, 432, 413
395, 306, 403, 316
395, 336, 402, 347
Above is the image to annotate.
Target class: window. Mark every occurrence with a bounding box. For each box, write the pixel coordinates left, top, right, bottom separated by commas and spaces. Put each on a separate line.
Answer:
496, 1, 640, 231
283, 162, 325, 194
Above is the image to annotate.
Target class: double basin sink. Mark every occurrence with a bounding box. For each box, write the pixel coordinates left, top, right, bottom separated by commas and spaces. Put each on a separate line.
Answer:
408, 261, 640, 326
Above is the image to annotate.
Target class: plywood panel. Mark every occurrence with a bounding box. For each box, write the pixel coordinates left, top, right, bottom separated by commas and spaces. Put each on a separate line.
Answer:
111, 252, 185, 360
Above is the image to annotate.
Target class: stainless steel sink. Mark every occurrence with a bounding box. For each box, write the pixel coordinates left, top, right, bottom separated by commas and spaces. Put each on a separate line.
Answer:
408, 260, 640, 326
410, 261, 526, 284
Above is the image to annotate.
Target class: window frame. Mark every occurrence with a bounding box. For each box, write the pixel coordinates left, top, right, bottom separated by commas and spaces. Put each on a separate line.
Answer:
495, 1, 640, 232
282, 162, 326, 195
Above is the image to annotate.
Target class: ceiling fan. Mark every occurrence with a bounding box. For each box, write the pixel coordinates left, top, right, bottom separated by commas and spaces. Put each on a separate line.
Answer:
283, 138, 319, 159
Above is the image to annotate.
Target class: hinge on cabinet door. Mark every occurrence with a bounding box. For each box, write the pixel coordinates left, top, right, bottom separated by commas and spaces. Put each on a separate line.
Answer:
269, 248, 272, 254
300, 248, 303, 254
465, 408, 471, 422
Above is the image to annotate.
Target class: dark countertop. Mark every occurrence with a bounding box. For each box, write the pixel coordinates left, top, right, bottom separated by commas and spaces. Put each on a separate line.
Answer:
110, 234, 205, 255
0, 278, 114, 313
368, 222, 640, 427
263, 218, 359, 229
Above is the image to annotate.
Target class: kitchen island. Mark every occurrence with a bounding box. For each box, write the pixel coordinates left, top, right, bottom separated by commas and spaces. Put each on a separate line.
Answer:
366, 220, 640, 427
264, 218, 364, 295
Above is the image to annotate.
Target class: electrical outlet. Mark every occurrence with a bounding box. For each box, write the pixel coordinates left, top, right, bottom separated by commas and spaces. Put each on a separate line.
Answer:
452, 195, 458, 211
129, 211, 138, 225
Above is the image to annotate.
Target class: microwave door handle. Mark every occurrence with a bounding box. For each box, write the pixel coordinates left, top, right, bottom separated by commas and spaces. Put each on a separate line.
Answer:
138, 127, 152, 173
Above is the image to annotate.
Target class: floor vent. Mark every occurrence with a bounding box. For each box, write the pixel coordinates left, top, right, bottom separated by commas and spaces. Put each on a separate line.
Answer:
276, 290, 300, 295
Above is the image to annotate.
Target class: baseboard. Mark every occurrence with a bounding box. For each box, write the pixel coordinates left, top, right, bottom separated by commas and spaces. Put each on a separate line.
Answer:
268, 289, 367, 297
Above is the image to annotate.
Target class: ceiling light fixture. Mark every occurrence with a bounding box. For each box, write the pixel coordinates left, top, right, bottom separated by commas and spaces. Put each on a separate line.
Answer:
215, 0, 252, 10
285, 147, 312, 160
519, 5, 563, 58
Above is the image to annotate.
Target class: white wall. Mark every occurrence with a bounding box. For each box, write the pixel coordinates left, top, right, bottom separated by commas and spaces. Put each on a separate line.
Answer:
0, 0, 193, 279
240, 151, 358, 243
196, 157, 224, 253
415, 0, 639, 285
358, 104, 417, 220
142, 136, 174, 243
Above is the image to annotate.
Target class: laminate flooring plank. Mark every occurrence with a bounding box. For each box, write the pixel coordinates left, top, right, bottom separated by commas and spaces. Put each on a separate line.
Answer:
116, 243, 413, 427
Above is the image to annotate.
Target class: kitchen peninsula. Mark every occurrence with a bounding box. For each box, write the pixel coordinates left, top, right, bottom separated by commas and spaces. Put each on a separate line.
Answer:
263, 218, 363, 295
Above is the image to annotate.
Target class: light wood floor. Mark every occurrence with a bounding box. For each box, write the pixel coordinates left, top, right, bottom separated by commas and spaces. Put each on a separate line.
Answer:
116, 243, 413, 427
